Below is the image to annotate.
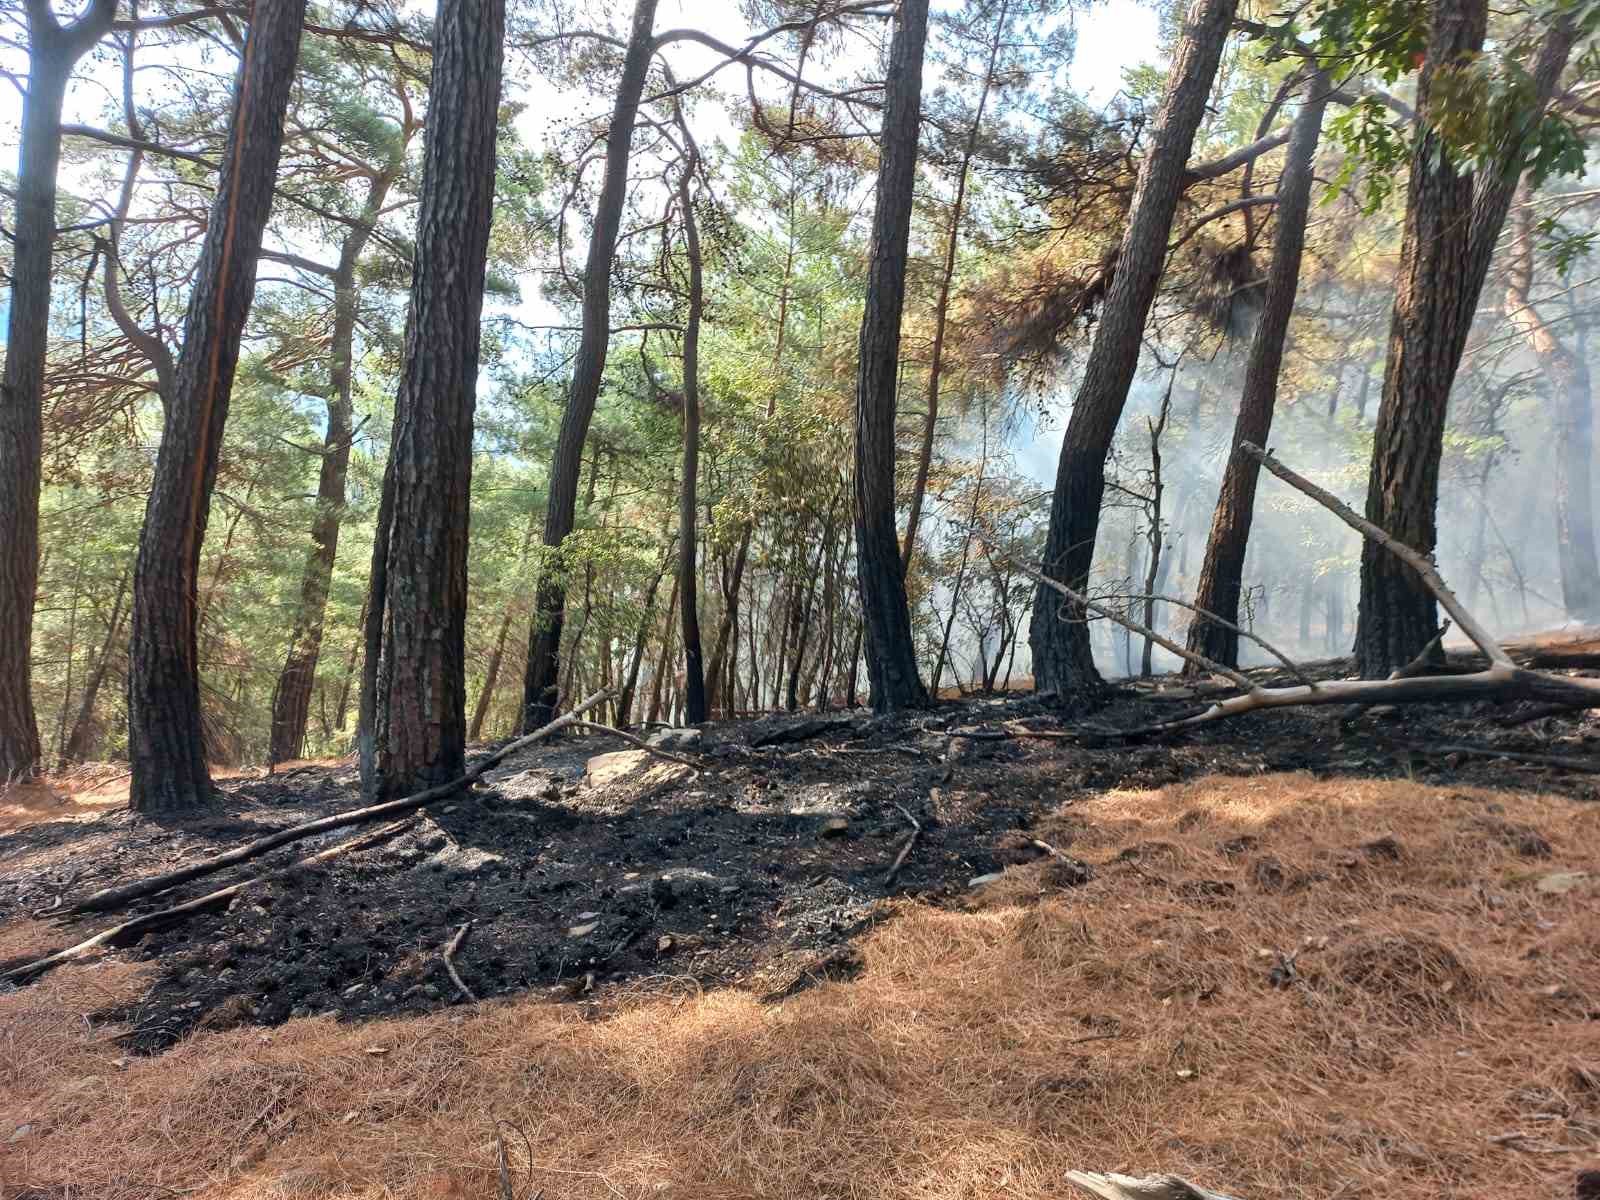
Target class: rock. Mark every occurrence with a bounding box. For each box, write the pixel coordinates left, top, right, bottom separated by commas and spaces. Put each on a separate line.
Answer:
750, 716, 852, 747
584, 750, 693, 791
7, 1124, 32, 1144
819, 816, 850, 839
968, 871, 1005, 888
656, 935, 676, 955
342, 983, 366, 999
1536, 871, 1591, 895
568, 921, 599, 937
649, 727, 703, 752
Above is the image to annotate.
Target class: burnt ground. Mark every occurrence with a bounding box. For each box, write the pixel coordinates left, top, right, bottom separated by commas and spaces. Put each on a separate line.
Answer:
1, 660, 1596, 1055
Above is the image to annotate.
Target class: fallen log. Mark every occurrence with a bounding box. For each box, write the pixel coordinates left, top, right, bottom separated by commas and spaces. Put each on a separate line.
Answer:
2, 818, 417, 983
61, 690, 613, 917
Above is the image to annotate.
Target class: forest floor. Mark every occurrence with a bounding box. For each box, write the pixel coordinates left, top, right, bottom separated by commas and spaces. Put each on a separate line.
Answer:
1, 647, 1598, 1199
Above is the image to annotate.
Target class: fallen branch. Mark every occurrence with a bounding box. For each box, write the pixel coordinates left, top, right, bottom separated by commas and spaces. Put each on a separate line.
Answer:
63, 690, 614, 917
3, 819, 417, 983
1066, 1171, 1243, 1200
1240, 442, 1513, 669
882, 802, 923, 887
1098, 591, 1315, 686
443, 921, 477, 1002
1340, 620, 1452, 727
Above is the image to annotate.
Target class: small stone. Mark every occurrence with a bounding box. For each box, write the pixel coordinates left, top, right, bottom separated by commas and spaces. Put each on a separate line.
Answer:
968, 871, 1005, 888
656, 935, 675, 955
575, 911, 601, 920
819, 816, 849, 839
8, 1124, 33, 1143
342, 983, 366, 999
568, 921, 599, 937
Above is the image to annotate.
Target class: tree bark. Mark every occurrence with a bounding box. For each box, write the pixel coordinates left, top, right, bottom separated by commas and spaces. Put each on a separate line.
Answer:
359, 0, 503, 801
853, 0, 931, 713
268, 170, 396, 766
126, 0, 306, 813
1187, 69, 1329, 668
1028, 0, 1237, 702
1504, 184, 1600, 622
1355, 2, 1576, 674
523, 0, 658, 731
675, 136, 708, 724
901, 0, 1008, 572
0, 0, 116, 782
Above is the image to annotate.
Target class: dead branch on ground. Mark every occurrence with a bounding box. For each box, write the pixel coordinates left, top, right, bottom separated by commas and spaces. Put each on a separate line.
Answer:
1066, 1170, 1243, 1200
3, 819, 418, 983
443, 921, 477, 1002
62, 691, 614, 917
882, 801, 923, 886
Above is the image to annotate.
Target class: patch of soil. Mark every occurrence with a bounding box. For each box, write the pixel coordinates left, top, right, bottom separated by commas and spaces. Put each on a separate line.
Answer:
1, 675, 1595, 1052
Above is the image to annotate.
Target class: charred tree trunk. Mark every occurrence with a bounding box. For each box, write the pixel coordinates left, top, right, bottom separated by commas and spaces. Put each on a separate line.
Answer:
0, 0, 116, 782
1355, 2, 1576, 675
523, 0, 658, 731
268, 170, 395, 766
126, 0, 306, 813
1186, 70, 1328, 668
1029, 0, 1236, 703
359, 0, 503, 800
1504, 186, 1600, 622
901, 0, 1008, 571
853, 0, 931, 713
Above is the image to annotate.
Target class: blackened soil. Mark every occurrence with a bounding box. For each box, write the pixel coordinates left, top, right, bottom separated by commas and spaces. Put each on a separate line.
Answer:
1, 674, 1594, 1053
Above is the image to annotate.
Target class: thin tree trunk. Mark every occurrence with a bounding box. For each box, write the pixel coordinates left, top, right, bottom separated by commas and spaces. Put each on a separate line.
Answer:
902, 0, 1008, 571
359, 0, 503, 800
523, 0, 658, 730
854, 0, 931, 713
1029, 0, 1237, 703
269, 168, 397, 765
1355, 3, 1576, 674
617, 544, 672, 727
1141, 379, 1175, 677
62, 566, 129, 765
126, 0, 306, 813
646, 575, 680, 727
1186, 70, 1329, 667
0, 0, 116, 781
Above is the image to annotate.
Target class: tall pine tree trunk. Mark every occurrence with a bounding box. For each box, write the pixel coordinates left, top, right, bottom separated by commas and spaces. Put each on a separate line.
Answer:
0, 0, 115, 782
1028, 0, 1236, 703
902, 0, 1007, 571
126, 0, 306, 813
1187, 69, 1329, 667
1355, 2, 1576, 674
359, 0, 503, 800
268, 172, 394, 765
675, 132, 708, 723
853, 0, 931, 713
523, 0, 658, 730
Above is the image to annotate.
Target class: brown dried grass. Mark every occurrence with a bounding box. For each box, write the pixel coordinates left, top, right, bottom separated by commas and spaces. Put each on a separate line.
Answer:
3, 772, 1598, 1199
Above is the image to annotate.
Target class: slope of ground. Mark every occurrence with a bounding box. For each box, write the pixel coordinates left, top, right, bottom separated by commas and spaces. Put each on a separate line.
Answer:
2, 771, 1597, 1199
